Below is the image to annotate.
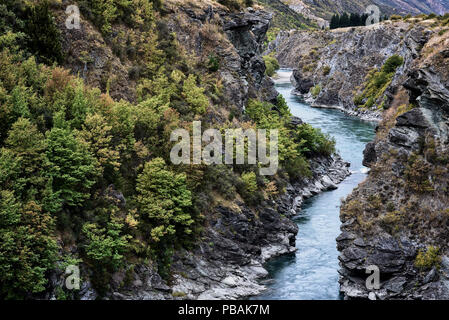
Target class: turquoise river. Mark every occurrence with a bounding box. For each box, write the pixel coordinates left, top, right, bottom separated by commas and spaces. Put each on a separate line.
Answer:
254, 69, 377, 300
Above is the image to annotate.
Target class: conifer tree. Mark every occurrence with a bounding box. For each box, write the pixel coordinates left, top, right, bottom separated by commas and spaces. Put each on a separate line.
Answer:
340, 12, 350, 28
330, 14, 339, 29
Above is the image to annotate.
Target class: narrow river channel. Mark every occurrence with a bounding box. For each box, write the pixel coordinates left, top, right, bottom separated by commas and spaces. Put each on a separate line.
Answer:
254, 69, 377, 300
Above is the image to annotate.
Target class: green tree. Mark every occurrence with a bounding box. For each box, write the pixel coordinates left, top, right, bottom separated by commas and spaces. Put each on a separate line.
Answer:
0, 197, 58, 299
68, 81, 92, 129
276, 94, 291, 118
82, 220, 129, 271
263, 54, 280, 77
26, 1, 63, 64
46, 126, 96, 207
330, 14, 339, 29
77, 113, 120, 180
241, 171, 257, 193
0, 1, 26, 34
79, 0, 118, 35
182, 74, 208, 115
294, 123, 336, 157
207, 54, 220, 72
135, 158, 194, 243
245, 99, 299, 163
350, 13, 360, 26
4, 118, 47, 198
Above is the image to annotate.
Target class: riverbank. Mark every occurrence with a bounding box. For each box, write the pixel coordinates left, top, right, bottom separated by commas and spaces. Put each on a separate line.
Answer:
105, 69, 351, 300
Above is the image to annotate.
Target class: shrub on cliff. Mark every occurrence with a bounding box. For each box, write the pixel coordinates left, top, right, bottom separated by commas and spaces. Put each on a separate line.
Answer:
404, 153, 435, 193
382, 55, 404, 74
284, 156, 311, 181
79, 0, 157, 34
203, 165, 239, 200
355, 55, 403, 109
443, 16, 449, 26
276, 94, 291, 118
207, 54, 220, 72
241, 171, 258, 194
415, 246, 441, 270
26, 1, 63, 64
81, 219, 130, 289
390, 15, 402, 21
295, 123, 335, 157
237, 171, 263, 205
310, 84, 321, 98
322, 65, 331, 76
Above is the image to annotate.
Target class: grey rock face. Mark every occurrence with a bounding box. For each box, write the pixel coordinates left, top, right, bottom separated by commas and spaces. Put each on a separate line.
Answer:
338, 40, 449, 299
269, 22, 431, 121
292, 69, 314, 94
395, 108, 432, 129
219, 9, 279, 109
289, 116, 304, 128
362, 142, 377, 167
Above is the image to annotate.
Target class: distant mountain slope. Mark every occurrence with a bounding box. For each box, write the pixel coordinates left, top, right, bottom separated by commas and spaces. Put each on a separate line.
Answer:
281, 0, 449, 20
257, 0, 318, 38
375, 0, 449, 15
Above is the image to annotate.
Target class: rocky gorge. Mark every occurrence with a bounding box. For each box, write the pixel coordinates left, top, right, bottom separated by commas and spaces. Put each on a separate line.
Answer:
40, 1, 352, 300
71, 5, 449, 301
4, 0, 449, 302
160, 5, 449, 302
113, 155, 350, 300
